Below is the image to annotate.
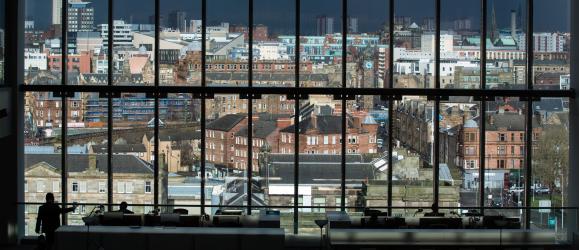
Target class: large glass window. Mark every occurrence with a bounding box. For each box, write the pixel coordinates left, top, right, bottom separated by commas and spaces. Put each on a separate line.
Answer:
347, 0, 390, 89
24, 0, 62, 85
160, 0, 202, 86
441, 0, 481, 89
485, 0, 527, 89
300, 0, 342, 88
112, 0, 155, 85
391, 96, 434, 216
17, 0, 573, 237
393, 0, 436, 88
206, 0, 249, 87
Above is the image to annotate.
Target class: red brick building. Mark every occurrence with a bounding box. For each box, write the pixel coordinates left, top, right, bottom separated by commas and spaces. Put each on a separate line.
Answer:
462, 112, 541, 170
47, 51, 91, 74
205, 114, 248, 169
278, 111, 378, 155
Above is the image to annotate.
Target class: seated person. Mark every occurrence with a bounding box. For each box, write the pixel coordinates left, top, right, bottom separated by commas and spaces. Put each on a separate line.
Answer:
424, 203, 444, 217
116, 201, 134, 214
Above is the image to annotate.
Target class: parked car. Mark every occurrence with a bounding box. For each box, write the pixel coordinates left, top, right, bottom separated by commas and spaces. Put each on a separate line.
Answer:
535, 187, 550, 194
509, 186, 524, 194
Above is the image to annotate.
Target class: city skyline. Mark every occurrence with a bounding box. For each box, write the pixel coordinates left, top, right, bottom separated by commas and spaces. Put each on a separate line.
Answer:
24, 0, 571, 33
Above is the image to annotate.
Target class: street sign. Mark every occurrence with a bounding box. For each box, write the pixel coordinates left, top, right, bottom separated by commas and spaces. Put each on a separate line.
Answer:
539, 200, 551, 213
548, 216, 556, 229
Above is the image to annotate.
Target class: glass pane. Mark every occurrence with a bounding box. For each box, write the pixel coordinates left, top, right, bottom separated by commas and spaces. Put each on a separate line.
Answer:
253, 94, 296, 233
347, 0, 389, 88
112, 0, 155, 85
441, 0, 481, 89
391, 96, 434, 216
439, 97, 481, 215
346, 95, 388, 213
205, 95, 248, 213
160, 0, 202, 86
485, 0, 527, 89
25, 0, 62, 85
67, 1, 105, 85
24, 92, 63, 236
297, 95, 343, 233
393, 0, 436, 88
531, 97, 568, 239
300, 0, 342, 88
254, 0, 296, 88
111, 93, 155, 214
66, 92, 107, 225
532, 0, 570, 90
158, 94, 202, 215
206, 0, 249, 87
0, 0, 4, 85
484, 97, 526, 223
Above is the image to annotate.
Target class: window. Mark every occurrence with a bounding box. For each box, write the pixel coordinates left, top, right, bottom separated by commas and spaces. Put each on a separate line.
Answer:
499, 133, 506, 142
145, 181, 151, 194
313, 197, 326, 213
99, 182, 106, 194
17, 0, 573, 236
52, 181, 59, 193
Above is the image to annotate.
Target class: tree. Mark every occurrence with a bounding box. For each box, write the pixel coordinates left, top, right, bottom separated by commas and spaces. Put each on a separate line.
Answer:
533, 125, 569, 206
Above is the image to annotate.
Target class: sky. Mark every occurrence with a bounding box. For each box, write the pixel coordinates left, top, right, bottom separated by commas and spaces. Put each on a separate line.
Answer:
24, 0, 571, 34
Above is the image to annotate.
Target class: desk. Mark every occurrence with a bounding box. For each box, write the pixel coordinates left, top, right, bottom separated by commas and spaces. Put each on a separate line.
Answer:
55, 226, 285, 250
329, 229, 559, 249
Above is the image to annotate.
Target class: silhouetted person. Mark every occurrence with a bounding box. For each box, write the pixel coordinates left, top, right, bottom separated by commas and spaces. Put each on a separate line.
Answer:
425, 203, 444, 217
35, 193, 77, 250
116, 201, 134, 214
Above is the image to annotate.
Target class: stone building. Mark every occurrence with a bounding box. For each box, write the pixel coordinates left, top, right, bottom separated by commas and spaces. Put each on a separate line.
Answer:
24, 154, 154, 235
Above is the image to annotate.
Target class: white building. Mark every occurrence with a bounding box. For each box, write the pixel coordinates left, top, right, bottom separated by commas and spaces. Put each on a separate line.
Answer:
24, 50, 48, 71
99, 20, 133, 48
533, 32, 567, 52
254, 42, 289, 61
421, 34, 454, 53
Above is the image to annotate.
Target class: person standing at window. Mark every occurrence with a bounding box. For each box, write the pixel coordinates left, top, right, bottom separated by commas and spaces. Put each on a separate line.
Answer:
35, 193, 77, 250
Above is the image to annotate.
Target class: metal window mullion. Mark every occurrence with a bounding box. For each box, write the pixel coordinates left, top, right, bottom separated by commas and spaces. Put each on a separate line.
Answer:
524, 0, 534, 229
107, 0, 114, 212
479, 0, 487, 214
200, 0, 207, 216
293, 0, 300, 235
247, 0, 254, 215
387, 0, 395, 216
153, 0, 160, 211
525, 99, 533, 229
60, 0, 69, 224
340, 0, 348, 212
433, 0, 441, 207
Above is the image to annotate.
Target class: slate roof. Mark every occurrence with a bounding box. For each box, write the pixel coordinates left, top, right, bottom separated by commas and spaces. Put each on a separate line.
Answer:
533, 98, 564, 112
145, 129, 202, 142
25, 154, 153, 174
266, 154, 374, 185
91, 144, 146, 154
206, 114, 246, 131
485, 112, 539, 131
235, 120, 277, 139
280, 115, 353, 134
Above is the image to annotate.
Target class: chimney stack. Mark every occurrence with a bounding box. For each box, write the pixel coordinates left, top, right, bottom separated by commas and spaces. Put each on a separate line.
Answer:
511, 10, 517, 40
88, 154, 97, 171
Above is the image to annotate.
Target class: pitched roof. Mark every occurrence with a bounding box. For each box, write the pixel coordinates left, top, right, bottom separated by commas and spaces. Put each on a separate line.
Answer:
280, 115, 352, 134
235, 120, 277, 139
25, 154, 153, 174
90, 144, 146, 154
266, 154, 373, 185
129, 55, 149, 74
485, 112, 539, 131
206, 114, 246, 131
